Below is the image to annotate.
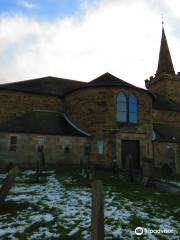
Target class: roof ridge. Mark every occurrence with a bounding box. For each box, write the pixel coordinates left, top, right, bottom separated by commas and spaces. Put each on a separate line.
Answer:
0, 76, 83, 86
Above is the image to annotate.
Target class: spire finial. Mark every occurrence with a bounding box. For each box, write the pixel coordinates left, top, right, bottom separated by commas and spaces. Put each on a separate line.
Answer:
161, 13, 164, 26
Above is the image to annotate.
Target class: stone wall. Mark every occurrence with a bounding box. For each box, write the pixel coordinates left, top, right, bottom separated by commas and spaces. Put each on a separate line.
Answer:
148, 74, 180, 105
0, 90, 62, 123
64, 87, 153, 135
153, 141, 180, 173
153, 109, 180, 173
64, 86, 153, 165
0, 133, 86, 170
153, 110, 180, 127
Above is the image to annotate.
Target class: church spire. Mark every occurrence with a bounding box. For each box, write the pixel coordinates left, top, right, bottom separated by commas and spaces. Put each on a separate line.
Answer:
156, 26, 175, 76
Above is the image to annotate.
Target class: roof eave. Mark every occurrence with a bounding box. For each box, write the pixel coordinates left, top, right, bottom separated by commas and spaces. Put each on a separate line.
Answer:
63, 113, 91, 137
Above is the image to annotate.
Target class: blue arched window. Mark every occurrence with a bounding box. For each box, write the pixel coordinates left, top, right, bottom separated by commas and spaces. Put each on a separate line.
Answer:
117, 93, 127, 122
129, 95, 138, 123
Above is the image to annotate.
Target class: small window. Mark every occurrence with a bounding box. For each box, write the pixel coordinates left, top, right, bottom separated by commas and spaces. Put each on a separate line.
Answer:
152, 130, 156, 141
97, 140, 104, 157
117, 93, 127, 122
37, 137, 45, 146
84, 142, 91, 156
9, 136, 18, 151
129, 95, 138, 123
64, 138, 72, 153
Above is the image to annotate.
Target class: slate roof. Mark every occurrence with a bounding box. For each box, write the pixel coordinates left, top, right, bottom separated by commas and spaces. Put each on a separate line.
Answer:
153, 93, 180, 112
0, 76, 84, 96
63, 72, 152, 96
88, 72, 135, 87
0, 110, 90, 137
0, 73, 152, 97
154, 123, 180, 143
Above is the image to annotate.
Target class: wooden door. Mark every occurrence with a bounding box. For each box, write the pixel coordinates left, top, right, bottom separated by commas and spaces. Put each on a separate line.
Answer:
121, 140, 140, 169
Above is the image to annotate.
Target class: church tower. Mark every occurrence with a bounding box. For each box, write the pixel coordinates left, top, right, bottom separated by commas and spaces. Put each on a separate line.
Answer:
145, 26, 180, 105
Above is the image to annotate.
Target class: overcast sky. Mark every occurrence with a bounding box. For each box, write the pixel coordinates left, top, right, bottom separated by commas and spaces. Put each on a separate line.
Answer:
0, 0, 180, 88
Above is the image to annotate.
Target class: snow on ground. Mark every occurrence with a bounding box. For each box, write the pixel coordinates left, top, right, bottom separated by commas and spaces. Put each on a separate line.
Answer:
0, 171, 179, 239
0, 171, 91, 240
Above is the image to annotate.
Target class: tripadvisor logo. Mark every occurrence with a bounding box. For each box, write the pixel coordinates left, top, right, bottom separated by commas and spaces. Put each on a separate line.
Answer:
135, 227, 144, 236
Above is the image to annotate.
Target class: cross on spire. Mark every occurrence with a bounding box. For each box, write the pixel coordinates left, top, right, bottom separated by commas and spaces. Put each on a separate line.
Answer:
161, 14, 164, 26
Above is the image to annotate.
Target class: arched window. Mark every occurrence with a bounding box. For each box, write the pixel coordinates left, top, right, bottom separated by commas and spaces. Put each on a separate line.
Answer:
129, 95, 138, 123
117, 93, 127, 122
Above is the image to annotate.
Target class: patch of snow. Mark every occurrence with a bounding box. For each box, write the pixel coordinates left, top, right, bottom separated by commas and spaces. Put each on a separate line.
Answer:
29, 227, 59, 240
23, 170, 36, 176
0, 171, 179, 240
43, 213, 54, 222
68, 227, 80, 236
154, 192, 161, 195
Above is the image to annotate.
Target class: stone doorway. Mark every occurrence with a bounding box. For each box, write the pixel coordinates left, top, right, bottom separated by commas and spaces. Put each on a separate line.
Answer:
121, 140, 140, 169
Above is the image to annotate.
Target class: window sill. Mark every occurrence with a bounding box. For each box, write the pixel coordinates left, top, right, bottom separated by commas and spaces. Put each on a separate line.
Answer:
117, 122, 138, 127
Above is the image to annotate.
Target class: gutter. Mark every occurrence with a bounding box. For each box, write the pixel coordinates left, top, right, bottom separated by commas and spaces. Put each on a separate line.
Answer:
63, 113, 91, 137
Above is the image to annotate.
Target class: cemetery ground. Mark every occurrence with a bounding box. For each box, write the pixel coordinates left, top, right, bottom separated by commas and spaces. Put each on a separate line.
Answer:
0, 167, 179, 240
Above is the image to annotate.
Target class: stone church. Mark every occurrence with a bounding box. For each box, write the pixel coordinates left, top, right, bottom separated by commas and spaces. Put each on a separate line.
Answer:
0, 27, 179, 173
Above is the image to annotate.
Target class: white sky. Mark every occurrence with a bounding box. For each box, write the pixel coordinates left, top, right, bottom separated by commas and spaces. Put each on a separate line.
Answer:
0, 0, 180, 88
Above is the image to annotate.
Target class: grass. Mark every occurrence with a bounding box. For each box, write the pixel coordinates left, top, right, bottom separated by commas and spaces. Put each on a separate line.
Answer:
57, 167, 180, 238
0, 167, 179, 239
162, 173, 180, 182
0, 200, 39, 214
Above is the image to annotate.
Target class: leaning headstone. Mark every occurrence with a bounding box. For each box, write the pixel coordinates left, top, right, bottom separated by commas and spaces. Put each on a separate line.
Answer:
0, 167, 19, 201
91, 180, 104, 240
34, 150, 44, 181
112, 159, 117, 174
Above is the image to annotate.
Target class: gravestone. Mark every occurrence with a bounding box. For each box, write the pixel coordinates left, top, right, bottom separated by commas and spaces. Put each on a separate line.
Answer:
142, 158, 154, 186
34, 148, 45, 181
91, 180, 104, 240
0, 167, 19, 201
83, 142, 93, 179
